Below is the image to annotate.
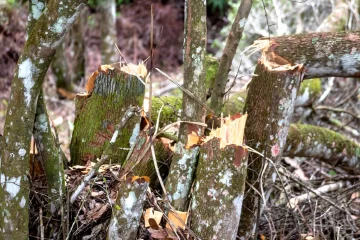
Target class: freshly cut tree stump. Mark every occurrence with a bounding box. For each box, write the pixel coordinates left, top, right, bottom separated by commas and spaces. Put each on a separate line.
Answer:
191, 114, 248, 240
70, 64, 146, 165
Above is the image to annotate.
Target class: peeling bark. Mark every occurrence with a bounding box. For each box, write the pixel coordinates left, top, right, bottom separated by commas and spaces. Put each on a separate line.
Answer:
0, 1, 86, 238
164, 0, 207, 211
107, 178, 149, 240
70, 68, 145, 166
238, 62, 304, 238
210, 0, 253, 114
191, 138, 248, 240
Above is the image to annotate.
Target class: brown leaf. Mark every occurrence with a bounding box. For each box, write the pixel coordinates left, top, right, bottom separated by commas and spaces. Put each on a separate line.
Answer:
90, 204, 109, 220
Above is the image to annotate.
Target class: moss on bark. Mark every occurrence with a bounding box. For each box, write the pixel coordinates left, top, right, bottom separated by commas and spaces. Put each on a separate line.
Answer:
70, 69, 145, 165
285, 124, 360, 173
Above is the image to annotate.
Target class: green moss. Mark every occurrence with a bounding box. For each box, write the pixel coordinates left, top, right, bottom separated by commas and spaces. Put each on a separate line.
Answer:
285, 124, 360, 171
299, 78, 321, 96
151, 96, 182, 127
70, 70, 145, 165
222, 91, 248, 115
205, 55, 219, 90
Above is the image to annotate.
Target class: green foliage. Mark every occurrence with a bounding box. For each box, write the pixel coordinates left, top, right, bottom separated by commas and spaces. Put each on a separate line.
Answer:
208, 0, 228, 15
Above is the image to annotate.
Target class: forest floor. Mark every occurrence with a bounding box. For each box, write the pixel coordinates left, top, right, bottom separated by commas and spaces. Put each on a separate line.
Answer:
1, 1, 360, 239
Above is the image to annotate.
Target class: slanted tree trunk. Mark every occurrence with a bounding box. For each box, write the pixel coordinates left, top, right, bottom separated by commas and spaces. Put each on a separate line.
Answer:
0, 1, 86, 238
70, 65, 146, 166
284, 124, 360, 173
164, 0, 207, 211
209, 0, 253, 114
238, 31, 360, 238
33, 90, 66, 215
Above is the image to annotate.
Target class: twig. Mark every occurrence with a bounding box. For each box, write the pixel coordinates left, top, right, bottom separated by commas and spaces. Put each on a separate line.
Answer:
334, 84, 359, 107
315, 105, 360, 120
39, 208, 44, 240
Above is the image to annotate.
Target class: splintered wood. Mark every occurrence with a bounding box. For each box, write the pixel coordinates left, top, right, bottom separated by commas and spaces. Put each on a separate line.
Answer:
205, 113, 248, 148
85, 62, 148, 93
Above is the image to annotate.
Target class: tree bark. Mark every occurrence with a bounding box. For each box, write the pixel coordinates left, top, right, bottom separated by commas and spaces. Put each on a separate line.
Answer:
191, 138, 248, 240
256, 32, 360, 79
98, 0, 118, 64
0, 1, 86, 238
284, 124, 360, 173
164, 0, 207, 211
238, 62, 304, 238
70, 67, 145, 166
210, 0, 253, 114
33, 90, 66, 214
107, 177, 149, 240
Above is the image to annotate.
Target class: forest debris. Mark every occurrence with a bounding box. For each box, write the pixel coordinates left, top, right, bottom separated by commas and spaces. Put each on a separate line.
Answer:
166, 210, 188, 230
144, 207, 163, 228
287, 181, 351, 209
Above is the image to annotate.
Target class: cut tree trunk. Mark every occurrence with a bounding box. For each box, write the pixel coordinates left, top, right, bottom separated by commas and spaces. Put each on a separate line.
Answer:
238, 31, 360, 238
164, 0, 207, 211
191, 137, 248, 240
70, 65, 146, 166
255, 32, 360, 79
238, 62, 304, 238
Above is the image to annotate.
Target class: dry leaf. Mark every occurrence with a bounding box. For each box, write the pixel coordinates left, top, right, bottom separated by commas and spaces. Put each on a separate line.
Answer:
166, 210, 188, 230
131, 176, 150, 183
144, 208, 163, 228
90, 204, 109, 220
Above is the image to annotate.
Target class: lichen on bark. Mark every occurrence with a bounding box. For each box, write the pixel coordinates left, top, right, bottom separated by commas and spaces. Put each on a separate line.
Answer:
238, 62, 304, 238
0, 1, 86, 238
164, 0, 207, 211
191, 138, 248, 240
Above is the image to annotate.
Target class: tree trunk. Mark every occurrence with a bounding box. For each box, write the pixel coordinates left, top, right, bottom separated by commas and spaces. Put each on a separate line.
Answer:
98, 0, 118, 64
107, 177, 149, 240
238, 63, 304, 238
0, 1, 86, 238
164, 0, 207, 211
70, 66, 145, 166
191, 138, 248, 240
284, 124, 360, 173
255, 32, 360, 79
